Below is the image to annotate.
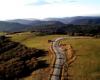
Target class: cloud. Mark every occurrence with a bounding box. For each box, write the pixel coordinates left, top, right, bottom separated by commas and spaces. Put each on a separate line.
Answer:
0, 0, 99, 20
68, 0, 78, 3
27, 0, 50, 6
44, 0, 78, 4
44, 0, 64, 3
27, 0, 78, 6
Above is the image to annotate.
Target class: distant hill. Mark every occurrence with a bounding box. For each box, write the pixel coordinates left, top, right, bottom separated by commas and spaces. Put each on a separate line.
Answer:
69, 16, 100, 25
44, 17, 74, 24
0, 21, 27, 32
7, 19, 41, 25
0, 16, 100, 34
6, 16, 100, 25
7, 19, 64, 26
45, 16, 100, 25
0, 20, 65, 32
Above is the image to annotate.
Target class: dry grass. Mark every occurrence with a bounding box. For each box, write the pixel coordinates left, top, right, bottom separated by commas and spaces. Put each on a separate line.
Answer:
10, 32, 100, 80
61, 38, 100, 80
11, 33, 67, 50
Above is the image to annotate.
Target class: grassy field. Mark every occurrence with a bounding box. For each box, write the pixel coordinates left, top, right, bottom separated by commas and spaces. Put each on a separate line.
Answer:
0, 32, 7, 36
62, 38, 100, 80
10, 33, 67, 50
9, 32, 100, 80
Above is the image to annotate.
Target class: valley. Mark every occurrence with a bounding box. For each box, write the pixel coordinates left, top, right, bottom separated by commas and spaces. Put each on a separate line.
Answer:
0, 32, 100, 80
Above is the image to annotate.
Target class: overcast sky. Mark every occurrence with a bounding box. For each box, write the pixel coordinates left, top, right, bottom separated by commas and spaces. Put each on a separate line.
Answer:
0, 0, 100, 20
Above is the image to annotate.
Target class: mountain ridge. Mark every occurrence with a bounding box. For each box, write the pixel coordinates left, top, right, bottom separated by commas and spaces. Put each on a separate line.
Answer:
6, 16, 100, 24
0, 16, 100, 32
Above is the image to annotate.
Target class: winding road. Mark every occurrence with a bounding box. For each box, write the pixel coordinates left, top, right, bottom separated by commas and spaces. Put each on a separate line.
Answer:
50, 37, 67, 80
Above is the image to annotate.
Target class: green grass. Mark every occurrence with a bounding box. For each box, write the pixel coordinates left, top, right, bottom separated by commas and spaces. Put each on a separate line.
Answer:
11, 33, 67, 50
0, 32, 6, 36
10, 32, 100, 80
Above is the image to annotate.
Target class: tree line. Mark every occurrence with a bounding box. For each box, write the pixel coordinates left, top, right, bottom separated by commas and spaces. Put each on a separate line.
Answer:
29, 24, 100, 36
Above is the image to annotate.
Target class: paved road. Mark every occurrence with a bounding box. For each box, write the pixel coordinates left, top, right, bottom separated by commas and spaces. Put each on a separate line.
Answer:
50, 37, 67, 80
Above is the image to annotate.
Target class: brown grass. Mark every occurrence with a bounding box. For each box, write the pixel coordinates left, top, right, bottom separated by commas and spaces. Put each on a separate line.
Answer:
9, 33, 100, 80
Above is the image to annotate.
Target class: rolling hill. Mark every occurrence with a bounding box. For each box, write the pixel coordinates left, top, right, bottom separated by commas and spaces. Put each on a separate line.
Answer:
0, 16, 100, 34
0, 21, 27, 32
0, 20, 65, 32
45, 16, 100, 24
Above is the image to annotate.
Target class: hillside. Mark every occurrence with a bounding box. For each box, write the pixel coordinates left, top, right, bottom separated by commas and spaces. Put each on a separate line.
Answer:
69, 17, 100, 25
0, 20, 64, 32
7, 16, 100, 25
0, 16, 100, 36
7, 19, 40, 25
44, 16, 100, 24
10, 33, 100, 80
0, 21, 27, 32
0, 36, 48, 80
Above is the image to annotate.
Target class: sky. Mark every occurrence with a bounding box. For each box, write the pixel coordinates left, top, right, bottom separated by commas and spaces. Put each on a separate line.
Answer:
0, 0, 100, 20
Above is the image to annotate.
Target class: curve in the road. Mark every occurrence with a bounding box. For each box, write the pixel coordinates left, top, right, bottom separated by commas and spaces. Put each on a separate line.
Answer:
50, 37, 67, 80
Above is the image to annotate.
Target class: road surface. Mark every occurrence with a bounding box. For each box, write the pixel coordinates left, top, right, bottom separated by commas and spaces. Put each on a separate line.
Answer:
50, 37, 67, 80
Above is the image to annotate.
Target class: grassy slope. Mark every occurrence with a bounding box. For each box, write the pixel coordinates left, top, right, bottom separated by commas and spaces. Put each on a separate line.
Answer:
0, 32, 6, 36
10, 33, 100, 80
62, 38, 100, 80
11, 33, 67, 50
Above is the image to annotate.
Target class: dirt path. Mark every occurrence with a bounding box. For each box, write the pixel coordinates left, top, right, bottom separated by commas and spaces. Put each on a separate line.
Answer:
49, 37, 76, 80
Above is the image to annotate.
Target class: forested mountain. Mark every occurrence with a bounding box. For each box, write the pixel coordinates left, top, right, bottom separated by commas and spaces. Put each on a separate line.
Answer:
6, 16, 100, 25
69, 17, 100, 25
0, 16, 100, 36
0, 21, 27, 32
45, 16, 100, 24
7, 19, 64, 26
0, 20, 64, 32
7, 19, 40, 25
